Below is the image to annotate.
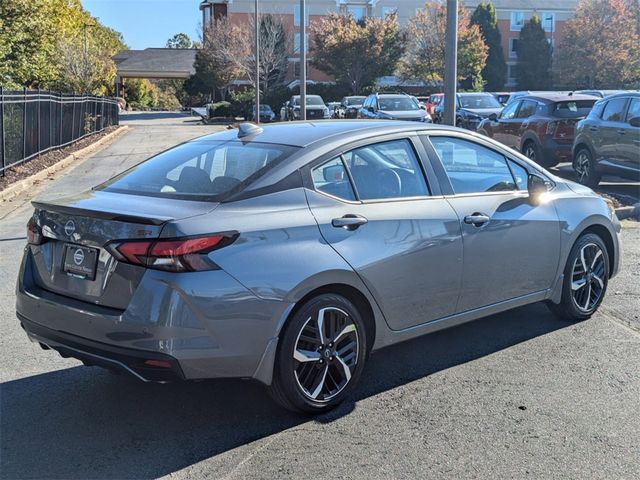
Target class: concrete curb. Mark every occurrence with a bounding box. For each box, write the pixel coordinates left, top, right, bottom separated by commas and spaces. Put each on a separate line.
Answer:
615, 204, 640, 221
0, 126, 129, 203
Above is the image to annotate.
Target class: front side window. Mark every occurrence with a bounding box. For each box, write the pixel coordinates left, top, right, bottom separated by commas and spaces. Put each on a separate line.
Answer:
342, 139, 429, 200
312, 158, 356, 201
429, 137, 520, 195
500, 101, 520, 120
516, 100, 537, 118
601, 98, 627, 122
100, 141, 297, 200
508, 160, 529, 190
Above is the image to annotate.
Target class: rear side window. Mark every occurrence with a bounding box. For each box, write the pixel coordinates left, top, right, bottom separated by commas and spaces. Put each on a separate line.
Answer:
100, 141, 298, 200
429, 137, 519, 194
625, 98, 640, 123
553, 100, 596, 118
601, 98, 627, 122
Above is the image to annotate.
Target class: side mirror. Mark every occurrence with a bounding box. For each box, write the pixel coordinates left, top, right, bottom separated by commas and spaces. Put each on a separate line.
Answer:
630, 116, 640, 127
527, 173, 549, 205
488, 113, 498, 121
368, 106, 375, 113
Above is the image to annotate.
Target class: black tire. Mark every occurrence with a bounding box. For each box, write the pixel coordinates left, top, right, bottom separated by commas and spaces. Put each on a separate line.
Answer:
573, 147, 601, 188
547, 233, 609, 322
522, 140, 557, 167
268, 294, 368, 414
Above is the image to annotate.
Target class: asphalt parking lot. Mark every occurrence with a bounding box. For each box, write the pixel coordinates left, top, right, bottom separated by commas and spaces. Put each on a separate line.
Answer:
1, 113, 639, 479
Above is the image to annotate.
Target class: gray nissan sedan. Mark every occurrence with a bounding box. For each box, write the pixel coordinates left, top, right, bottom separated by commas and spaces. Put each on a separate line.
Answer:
17, 121, 621, 413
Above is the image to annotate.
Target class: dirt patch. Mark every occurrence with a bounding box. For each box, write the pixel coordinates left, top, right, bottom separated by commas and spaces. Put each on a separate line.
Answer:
0, 127, 118, 192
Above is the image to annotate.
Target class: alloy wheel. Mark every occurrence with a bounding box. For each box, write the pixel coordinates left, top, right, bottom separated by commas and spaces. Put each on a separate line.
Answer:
293, 307, 359, 402
571, 243, 606, 313
524, 144, 536, 160
575, 151, 591, 183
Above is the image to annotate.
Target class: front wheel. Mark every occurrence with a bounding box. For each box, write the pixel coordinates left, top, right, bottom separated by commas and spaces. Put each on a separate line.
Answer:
268, 294, 367, 414
547, 233, 609, 321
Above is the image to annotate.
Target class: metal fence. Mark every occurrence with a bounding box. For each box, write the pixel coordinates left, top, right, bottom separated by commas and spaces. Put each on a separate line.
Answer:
0, 89, 119, 176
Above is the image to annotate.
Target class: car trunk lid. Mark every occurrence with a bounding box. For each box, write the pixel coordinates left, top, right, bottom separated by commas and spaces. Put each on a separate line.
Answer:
29, 190, 218, 309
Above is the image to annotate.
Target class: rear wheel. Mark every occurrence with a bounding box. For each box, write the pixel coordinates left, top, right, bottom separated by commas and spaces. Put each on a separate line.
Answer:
523, 140, 548, 167
268, 294, 367, 414
547, 233, 609, 321
574, 148, 601, 188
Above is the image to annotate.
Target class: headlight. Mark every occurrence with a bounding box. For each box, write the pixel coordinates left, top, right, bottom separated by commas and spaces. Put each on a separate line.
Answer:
604, 197, 617, 218
421, 113, 432, 122
323, 107, 330, 116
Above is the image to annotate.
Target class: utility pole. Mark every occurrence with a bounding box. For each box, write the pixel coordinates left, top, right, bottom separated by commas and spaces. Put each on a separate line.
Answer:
254, 0, 260, 123
299, 0, 307, 120
443, 0, 458, 126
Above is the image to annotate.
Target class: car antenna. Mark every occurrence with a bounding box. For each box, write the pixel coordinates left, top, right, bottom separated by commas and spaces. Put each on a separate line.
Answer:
238, 122, 263, 139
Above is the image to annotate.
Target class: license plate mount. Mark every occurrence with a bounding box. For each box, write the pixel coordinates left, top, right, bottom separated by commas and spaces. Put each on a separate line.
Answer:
62, 244, 98, 280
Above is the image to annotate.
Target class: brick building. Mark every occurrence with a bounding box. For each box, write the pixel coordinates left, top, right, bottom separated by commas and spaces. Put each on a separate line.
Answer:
199, 0, 578, 89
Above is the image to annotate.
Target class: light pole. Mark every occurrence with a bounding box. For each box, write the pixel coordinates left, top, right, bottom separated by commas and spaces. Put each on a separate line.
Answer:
83, 21, 96, 93
443, 0, 458, 126
254, 0, 260, 123
299, 0, 306, 120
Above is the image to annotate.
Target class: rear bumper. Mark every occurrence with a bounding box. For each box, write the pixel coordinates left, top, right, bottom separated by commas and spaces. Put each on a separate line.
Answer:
16, 248, 292, 384
19, 313, 185, 382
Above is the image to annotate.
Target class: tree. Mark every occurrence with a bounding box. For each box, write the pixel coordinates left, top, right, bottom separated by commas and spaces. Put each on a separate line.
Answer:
166, 33, 197, 49
554, 0, 640, 88
515, 16, 552, 90
471, 3, 506, 90
195, 18, 248, 99
0, 0, 124, 93
400, 3, 488, 87
311, 13, 404, 94
243, 15, 289, 94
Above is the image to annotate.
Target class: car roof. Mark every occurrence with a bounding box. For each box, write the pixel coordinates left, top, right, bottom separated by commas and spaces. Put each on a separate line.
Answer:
457, 92, 494, 96
190, 120, 457, 148
524, 93, 597, 103
597, 91, 640, 100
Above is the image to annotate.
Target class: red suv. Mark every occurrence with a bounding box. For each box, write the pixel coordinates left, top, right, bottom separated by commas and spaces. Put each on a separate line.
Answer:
477, 93, 596, 167
425, 93, 443, 116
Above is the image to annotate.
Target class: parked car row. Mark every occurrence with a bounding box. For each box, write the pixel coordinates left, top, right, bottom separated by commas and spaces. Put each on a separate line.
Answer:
267, 89, 638, 188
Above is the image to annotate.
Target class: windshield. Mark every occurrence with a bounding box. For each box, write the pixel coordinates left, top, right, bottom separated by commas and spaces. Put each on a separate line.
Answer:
345, 97, 365, 106
99, 141, 298, 200
293, 96, 324, 106
459, 95, 502, 109
552, 100, 596, 118
378, 97, 419, 111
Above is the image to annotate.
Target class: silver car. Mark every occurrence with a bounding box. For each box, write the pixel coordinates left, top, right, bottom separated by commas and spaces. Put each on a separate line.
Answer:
17, 121, 621, 413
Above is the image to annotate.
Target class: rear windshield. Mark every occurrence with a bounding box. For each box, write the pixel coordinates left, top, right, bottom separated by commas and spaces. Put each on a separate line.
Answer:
552, 100, 595, 118
379, 97, 419, 111
459, 95, 502, 109
98, 141, 298, 200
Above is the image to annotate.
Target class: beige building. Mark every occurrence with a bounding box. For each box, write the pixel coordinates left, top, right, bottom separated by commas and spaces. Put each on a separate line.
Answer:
199, 0, 579, 88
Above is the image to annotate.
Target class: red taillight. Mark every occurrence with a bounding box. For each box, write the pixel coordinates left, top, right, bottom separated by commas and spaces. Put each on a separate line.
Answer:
109, 233, 236, 272
27, 217, 44, 245
144, 359, 172, 369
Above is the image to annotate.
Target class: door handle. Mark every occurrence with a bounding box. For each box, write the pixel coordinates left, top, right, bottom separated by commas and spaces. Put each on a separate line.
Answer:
617, 129, 626, 135
464, 213, 491, 227
589, 126, 599, 132
332, 214, 368, 230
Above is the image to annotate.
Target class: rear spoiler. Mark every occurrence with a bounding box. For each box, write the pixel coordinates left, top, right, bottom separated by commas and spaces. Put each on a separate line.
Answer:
31, 201, 169, 226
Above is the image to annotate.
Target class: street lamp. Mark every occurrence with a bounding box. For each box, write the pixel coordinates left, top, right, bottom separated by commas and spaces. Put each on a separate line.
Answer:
254, 0, 260, 124
299, 0, 307, 120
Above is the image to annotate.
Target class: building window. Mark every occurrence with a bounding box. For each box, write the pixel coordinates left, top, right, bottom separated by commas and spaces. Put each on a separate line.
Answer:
294, 4, 309, 27
293, 33, 309, 54
347, 5, 367, 21
509, 38, 519, 58
510, 11, 524, 31
293, 61, 300, 77
507, 64, 518, 84
382, 7, 397, 17
542, 12, 555, 32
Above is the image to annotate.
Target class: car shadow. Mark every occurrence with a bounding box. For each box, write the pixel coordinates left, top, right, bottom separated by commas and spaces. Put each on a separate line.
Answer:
0, 303, 568, 479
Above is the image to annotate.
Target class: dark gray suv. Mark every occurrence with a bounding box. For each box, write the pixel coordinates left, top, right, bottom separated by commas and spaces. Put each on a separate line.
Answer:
572, 92, 640, 187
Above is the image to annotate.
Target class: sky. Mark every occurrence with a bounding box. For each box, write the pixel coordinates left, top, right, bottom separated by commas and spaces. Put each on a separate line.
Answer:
82, 0, 203, 49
